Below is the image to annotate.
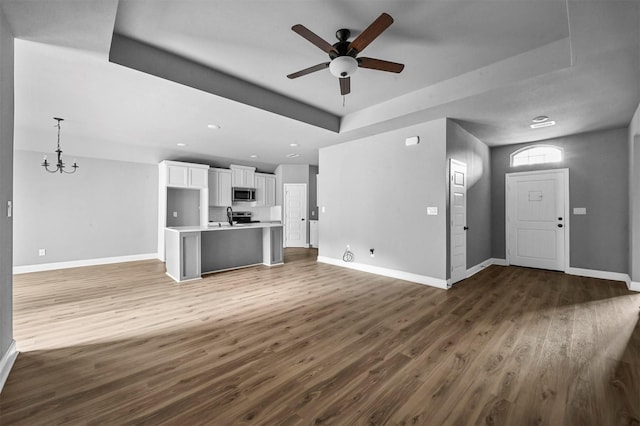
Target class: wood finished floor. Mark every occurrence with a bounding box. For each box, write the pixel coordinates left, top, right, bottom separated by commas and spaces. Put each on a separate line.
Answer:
1, 248, 639, 425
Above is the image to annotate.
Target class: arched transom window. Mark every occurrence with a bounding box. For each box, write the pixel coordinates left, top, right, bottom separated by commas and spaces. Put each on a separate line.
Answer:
510, 145, 563, 167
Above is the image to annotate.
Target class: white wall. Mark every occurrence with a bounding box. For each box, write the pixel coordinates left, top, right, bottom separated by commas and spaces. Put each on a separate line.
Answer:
13, 150, 158, 267
318, 118, 448, 280
629, 102, 640, 282
0, 4, 15, 388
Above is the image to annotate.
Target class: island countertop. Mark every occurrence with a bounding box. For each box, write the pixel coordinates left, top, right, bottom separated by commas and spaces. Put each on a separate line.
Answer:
164, 222, 284, 282
166, 222, 282, 233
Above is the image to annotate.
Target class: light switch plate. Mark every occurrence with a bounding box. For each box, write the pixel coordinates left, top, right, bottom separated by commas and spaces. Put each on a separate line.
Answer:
172, 211, 178, 218
573, 207, 587, 215
7, 201, 11, 217
427, 207, 438, 215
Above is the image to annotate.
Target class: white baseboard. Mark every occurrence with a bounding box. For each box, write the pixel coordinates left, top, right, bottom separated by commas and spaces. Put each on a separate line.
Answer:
317, 256, 448, 289
627, 281, 640, 292
0, 340, 17, 394
13, 253, 159, 274
489, 258, 508, 266
566, 267, 631, 284
466, 258, 506, 278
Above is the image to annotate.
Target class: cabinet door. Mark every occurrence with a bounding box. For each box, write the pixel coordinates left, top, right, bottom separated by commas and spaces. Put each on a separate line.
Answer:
167, 165, 188, 187
189, 167, 208, 188
231, 167, 244, 187
243, 169, 255, 187
217, 170, 232, 206
255, 174, 266, 206
265, 176, 276, 206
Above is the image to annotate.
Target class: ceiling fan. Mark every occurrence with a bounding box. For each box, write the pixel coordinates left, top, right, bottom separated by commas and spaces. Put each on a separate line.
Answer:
287, 13, 404, 96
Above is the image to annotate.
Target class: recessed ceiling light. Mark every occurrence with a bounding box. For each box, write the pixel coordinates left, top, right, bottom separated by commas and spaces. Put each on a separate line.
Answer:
286, 153, 300, 158
532, 115, 549, 123
250, 155, 258, 158
177, 143, 188, 147
530, 120, 556, 129
289, 143, 299, 147
207, 124, 220, 129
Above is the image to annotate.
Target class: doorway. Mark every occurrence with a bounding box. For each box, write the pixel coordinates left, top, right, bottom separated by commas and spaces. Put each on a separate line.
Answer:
506, 169, 569, 271
450, 159, 467, 285
283, 183, 307, 247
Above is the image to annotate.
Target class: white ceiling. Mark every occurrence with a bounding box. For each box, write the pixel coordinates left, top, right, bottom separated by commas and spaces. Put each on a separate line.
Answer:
2, 0, 639, 171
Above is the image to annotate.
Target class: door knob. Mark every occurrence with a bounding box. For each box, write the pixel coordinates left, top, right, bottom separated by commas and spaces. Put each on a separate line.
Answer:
301, 218, 305, 221
557, 224, 563, 228
463, 226, 469, 230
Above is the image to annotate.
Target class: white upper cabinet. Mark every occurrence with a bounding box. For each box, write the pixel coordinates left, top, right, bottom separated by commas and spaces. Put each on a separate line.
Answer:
189, 167, 208, 188
209, 168, 232, 207
255, 173, 276, 207
230, 164, 256, 188
163, 161, 209, 189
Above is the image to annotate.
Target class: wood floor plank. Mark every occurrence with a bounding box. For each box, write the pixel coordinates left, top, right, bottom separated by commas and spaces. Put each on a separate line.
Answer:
1, 249, 639, 425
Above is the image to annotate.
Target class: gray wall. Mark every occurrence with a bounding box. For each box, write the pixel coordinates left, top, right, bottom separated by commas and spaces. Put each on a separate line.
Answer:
0, 7, 14, 364
630, 103, 640, 281
446, 120, 492, 276
166, 187, 200, 227
318, 119, 447, 279
309, 165, 318, 220
491, 127, 629, 273
13, 151, 158, 266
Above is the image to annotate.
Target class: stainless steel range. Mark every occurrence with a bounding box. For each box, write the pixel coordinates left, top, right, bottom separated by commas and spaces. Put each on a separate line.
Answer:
231, 211, 260, 224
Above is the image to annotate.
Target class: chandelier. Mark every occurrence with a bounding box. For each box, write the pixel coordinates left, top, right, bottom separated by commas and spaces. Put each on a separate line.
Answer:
41, 117, 78, 174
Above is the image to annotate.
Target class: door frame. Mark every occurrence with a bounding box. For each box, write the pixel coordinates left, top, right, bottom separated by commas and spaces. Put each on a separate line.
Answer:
505, 168, 570, 272
283, 183, 308, 248
449, 159, 467, 286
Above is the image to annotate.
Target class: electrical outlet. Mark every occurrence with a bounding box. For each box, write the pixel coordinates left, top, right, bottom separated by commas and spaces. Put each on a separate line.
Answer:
38, 248, 46, 257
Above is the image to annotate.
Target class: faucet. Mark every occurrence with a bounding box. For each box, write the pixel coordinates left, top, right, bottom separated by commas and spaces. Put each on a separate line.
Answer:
226, 206, 233, 226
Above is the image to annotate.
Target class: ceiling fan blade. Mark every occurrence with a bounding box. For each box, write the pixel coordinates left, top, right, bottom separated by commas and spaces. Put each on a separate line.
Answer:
358, 57, 404, 73
292, 24, 338, 54
287, 62, 330, 79
348, 13, 394, 55
339, 77, 351, 95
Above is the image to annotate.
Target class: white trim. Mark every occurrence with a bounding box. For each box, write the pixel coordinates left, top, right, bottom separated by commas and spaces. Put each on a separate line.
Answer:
0, 340, 18, 394
490, 258, 508, 266
464, 258, 508, 280
629, 281, 640, 292
13, 253, 158, 274
317, 256, 448, 289
566, 267, 631, 284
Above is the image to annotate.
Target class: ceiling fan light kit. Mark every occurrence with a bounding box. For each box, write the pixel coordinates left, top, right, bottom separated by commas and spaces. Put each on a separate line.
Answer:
329, 56, 358, 78
288, 13, 404, 96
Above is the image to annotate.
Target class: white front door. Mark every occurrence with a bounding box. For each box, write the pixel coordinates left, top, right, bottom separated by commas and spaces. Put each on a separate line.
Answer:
284, 184, 307, 247
450, 159, 467, 285
506, 169, 568, 271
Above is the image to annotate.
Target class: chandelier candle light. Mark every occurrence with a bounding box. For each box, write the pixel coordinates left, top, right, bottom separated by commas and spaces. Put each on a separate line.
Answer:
42, 117, 78, 174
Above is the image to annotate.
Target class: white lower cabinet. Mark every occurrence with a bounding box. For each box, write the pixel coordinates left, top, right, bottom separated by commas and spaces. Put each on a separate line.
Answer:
310, 220, 319, 248
165, 230, 201, 282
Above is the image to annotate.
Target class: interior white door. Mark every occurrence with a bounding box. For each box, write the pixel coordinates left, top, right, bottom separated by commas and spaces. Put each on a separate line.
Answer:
506, 169, 568, 271
450, 159, 467, 285
284, 183, 307, 247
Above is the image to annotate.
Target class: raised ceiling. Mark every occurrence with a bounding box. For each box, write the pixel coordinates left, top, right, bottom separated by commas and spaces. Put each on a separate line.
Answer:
3, 0, 639, 170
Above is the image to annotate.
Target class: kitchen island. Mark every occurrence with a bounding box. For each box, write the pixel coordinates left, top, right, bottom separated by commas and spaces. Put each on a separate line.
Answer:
164, 223, 283, 282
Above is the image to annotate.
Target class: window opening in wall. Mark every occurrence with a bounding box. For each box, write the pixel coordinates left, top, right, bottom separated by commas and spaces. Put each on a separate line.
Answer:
510, 145, 563, 167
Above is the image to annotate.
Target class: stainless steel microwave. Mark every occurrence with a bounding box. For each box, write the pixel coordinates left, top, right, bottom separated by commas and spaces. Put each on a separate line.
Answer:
232, 187, 256, 202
